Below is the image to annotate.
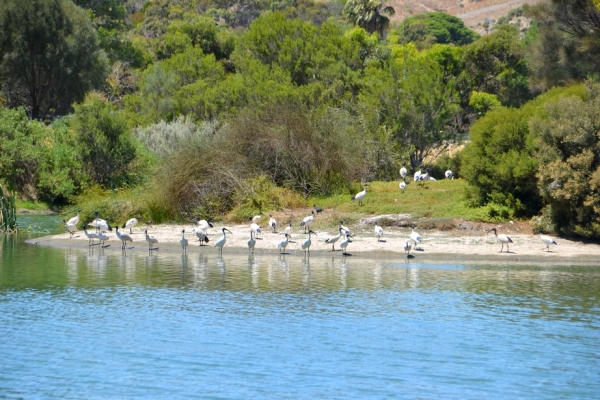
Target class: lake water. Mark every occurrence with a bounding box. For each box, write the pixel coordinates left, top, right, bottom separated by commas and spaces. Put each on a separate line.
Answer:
1, 215, 599, 398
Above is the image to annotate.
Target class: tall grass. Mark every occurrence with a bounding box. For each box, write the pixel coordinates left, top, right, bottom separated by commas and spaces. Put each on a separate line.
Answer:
0, 187, 17, 232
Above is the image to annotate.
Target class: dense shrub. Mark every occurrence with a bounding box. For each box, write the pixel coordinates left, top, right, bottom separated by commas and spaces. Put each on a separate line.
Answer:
532, 82, 600, 237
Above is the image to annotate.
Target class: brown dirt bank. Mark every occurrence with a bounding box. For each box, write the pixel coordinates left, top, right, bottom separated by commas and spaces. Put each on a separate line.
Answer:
26, 219, 600, 266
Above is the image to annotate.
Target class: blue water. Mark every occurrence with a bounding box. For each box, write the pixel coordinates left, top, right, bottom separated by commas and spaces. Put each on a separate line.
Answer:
1, 216, 599, 398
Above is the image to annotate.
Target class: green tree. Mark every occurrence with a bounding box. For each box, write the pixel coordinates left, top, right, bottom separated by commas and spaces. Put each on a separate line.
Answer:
71, 94, 136, 188
524, 0, 600, 90
397, 12, 480, 49
532, 82, 600, 237
343, 0, 395, 37
0, 0, 107, 119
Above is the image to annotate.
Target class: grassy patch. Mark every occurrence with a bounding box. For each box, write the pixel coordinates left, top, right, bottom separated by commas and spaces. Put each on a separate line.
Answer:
15, 199, 53, 212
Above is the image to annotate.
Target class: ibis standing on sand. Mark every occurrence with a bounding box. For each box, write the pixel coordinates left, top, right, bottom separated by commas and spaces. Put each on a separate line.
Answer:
539, 231, 558, 252
66, 209, 82, 227
194, 217, 213, 234
180, 229, 188, 253
313, 205, 324, 214
248, 230, 256, 253
302, 230, 317, 254
300, 210, 315, 234
340, 232, 352, 255
374, 224, 384, 241
487, 227, 513, 253
285, 223, 293, 237
194, 228, 209, 246
63, 219, 77, 238
410, 225, 421, 250
403, 241, 412, 256
325, 227, 343, 251
145, 229, 158, 251
339, 221, 351, 235
115, 227, 133, 250
215, 227, 232, 253
98, 229, 110, 248
122, 217, 139, 234
268, 214, 277, 233
277, 233, 291, 253
84, 228, 99, 246
351, 183, 368, 206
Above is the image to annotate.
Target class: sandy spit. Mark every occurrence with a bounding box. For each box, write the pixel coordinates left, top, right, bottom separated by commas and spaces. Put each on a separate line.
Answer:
26, 222, 600, 266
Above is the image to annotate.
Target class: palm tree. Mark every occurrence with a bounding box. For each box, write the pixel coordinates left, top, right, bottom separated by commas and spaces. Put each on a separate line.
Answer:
344, 0, 395, 37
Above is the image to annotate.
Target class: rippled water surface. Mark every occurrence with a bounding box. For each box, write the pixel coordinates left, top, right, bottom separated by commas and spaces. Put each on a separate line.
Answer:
1, 216, 600, 398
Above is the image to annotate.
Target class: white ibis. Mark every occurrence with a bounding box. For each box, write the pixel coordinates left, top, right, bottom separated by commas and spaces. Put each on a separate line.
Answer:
248, 230, 256, 253
115, 227, 133, 249
413, 168, 422, 182
214, 227, 232, 253
180, 229, 188, 252
63, 219, 77, 238
340, 232, 352, 255
539, 232, 557, 252
487, 227, 512, 253
339, 221, 351, 235
300, 210, 315, 233
193, 228, 209, 246
250, 222, 261, 238
66, 209, 82, 226
268, 214, 277, 233
194, 217, 213, 234
403, 241, 412, 255
98, 229, 110, 248
445, 170, 453, 179
400, 164, 407, 180
325, 227, 343, 251
277, 233, 291, 253
351, 183, 368, 206
84, 228, 98, 246
410, 225, 421, 250
251, 213, 263, 223
122, 217, 139, 234
90, 211, 111, 233
302, 230, 317, 254
145, 229, 158, 250
374, 224, 383, 241
285, 223, 293, 237
399, 181, 406, 191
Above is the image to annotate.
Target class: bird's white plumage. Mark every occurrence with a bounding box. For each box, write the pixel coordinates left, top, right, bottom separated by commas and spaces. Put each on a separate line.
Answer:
215, 228, 231, 252
445, 170, 453, 179
66, 210, 81, 226
116, 227, 133, 249
268, 215, 277, 233
403, 241, 412, 255
123, 217, 138, 234
98, 230, 110, 247
325, 228, 343, 251
351, 183, 368, 205
540, 233, 557, 252
413, 169, 422, 182
375, 224, 383, 241
180, 229, 188, 251
248, 230, 256, 253
302, 230, 316, 253
285, 223, 293, 237
399, 181, 406, 191
63, 219, 77, 238
410, 226, 421, 249
400, 165, 407, 179
145, 229, 158, 249
278, 233, 290, 253
300, 211, 315, 233
487, 228, 512, 252
340, 233, 351, 254
84, 228, 98, 245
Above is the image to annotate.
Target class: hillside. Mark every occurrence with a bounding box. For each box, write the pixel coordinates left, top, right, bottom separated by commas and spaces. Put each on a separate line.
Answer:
385, 0, 543, 33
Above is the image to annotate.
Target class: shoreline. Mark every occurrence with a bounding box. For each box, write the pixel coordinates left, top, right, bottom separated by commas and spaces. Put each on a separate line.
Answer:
25, 222, 600, 266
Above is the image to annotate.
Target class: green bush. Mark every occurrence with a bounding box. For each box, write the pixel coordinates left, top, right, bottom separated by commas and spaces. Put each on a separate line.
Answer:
532, 81, 600, 237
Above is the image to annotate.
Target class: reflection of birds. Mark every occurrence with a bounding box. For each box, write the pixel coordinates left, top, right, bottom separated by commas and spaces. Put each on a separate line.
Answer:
340, 232, 352, 255
302, 230, 317, 254
351, 183, 368, 206
278, 233, 290, 253
122, 217, 138, 234
486, 227, 512, 253
325, 227, 343, 251
403, 241, 412, 255
116, 227, 133, 249
313, 205, 324, 214
300, 210, 315, 233
84, 228, 98, 246
399, 181, 406, 191
248, 230, 256, 253
374, 224, 383, 241
268, 214, 277, 233
410, 225, 421, 249
215, 227, 232, 253
539, 232, 557, 252
63, 219, 77, 238
145, 229, 158, 250
180, 229, 188, 252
